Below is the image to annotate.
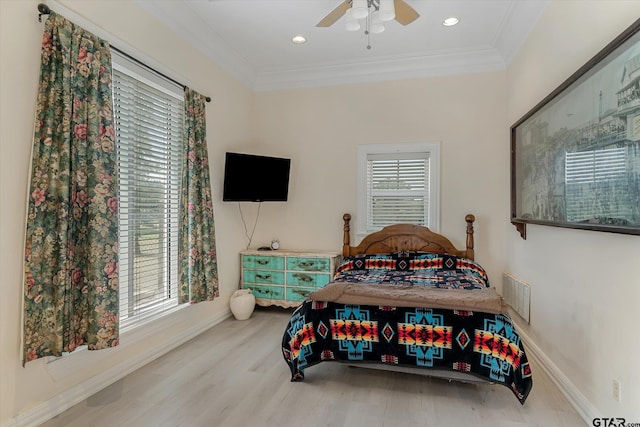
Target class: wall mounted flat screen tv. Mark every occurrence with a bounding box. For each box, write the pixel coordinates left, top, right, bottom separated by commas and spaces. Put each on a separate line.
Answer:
222, 152, 291, 202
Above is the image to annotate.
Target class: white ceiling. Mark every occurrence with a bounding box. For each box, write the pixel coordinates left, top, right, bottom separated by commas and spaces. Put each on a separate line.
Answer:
136, 0, 550, 91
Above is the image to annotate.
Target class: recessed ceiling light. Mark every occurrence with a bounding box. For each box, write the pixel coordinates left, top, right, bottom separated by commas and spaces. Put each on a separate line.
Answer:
291, 35, 307, 44
442, 17, 459, 27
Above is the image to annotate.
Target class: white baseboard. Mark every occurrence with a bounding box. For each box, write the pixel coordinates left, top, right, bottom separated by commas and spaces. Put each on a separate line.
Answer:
2, 309, 231, 427
514, 321, 599, 424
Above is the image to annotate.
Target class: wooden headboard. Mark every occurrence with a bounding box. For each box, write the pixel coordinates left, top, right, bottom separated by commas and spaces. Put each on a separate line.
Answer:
342, 213, 475, 260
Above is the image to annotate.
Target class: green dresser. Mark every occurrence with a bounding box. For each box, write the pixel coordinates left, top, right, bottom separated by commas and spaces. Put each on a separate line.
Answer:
240, 249, 341, 308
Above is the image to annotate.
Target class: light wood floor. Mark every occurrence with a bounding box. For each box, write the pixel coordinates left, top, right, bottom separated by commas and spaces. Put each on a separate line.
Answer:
42, 307, 586, 427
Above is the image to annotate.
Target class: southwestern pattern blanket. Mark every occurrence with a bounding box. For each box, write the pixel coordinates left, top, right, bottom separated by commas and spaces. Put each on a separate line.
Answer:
281, 253, 533, 404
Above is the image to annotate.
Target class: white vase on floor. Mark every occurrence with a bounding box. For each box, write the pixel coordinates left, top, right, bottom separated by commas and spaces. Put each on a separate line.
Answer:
230, 289, 256, 320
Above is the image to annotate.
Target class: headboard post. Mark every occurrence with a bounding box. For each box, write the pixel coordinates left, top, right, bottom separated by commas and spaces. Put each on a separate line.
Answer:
465, 214, 475, 260
342, 213, 351, 257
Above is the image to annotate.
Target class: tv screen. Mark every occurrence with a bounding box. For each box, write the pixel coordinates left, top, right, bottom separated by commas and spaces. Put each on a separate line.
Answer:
222, 152, 291, 202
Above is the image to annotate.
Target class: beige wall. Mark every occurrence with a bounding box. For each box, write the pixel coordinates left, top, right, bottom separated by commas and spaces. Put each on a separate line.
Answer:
506, 1, 640, 419
0, 1, 253, 424
3, 0, 639, 424
250, 74, 509, 284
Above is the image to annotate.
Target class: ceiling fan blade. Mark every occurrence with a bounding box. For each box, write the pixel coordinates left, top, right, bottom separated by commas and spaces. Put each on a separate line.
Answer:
394, 0, 420, 25
316, 1, 350, 27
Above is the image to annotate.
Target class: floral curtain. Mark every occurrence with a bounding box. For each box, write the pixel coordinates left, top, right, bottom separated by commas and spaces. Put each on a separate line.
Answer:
23, 12, 118, 364
178, 88, 219, 304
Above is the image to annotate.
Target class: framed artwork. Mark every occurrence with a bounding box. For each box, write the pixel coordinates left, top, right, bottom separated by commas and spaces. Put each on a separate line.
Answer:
511, 18, 640, 239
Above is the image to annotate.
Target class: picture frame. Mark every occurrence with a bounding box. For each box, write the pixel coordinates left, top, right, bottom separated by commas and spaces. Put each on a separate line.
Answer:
511, 18, 640, 239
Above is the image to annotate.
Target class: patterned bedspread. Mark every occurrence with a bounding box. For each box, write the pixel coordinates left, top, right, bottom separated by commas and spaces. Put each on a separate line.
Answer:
281, 252, 533, 404
333, 252, 489, 290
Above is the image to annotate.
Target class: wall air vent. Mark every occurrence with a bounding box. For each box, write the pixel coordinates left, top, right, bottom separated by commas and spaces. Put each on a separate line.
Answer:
503, 272, 531, 324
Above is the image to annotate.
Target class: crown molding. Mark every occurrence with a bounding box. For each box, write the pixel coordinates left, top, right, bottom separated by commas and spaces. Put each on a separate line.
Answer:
494, 1, 551, 65
253, 47, 506, 91
135, 0, 548, 92
135, 0, 257, 89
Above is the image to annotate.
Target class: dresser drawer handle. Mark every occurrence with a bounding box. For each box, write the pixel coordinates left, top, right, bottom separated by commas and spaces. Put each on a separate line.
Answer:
294, 274, 313, 283
256, 274, 272, 281
256, 259, 269, 265
297, 261, 315, 268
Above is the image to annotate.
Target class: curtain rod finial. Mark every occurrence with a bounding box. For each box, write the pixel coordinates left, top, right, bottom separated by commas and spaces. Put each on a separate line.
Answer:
37, 3, 51, 22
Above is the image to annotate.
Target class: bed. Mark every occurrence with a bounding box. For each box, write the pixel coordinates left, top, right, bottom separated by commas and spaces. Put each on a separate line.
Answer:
281, 214, 533, 404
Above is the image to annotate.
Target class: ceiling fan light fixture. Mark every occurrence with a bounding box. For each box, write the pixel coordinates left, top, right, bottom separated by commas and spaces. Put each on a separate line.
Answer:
351, 0, 369, 19
378, 0, 395, 22
370, 11, 385, 34
315, 0, 420, 49
345, 9, 361, 32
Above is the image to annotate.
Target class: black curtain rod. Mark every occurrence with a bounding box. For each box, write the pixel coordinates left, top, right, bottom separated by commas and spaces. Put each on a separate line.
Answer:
37, 3, 211, 103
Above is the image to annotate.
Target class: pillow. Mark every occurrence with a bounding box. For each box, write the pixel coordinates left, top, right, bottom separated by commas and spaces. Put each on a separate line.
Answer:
334, 251, 490, 287
336, 251, 488, 283
336, 251, 444, 273
335, 253, 395, 274
393, 251, 442, 271
406, 252, 489, 284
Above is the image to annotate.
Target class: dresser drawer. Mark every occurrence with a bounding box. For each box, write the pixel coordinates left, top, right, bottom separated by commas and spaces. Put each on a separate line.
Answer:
285, 286, 315, 302
250, 284, 285, 300
242, 255, 284, 270
286, 272, 331, 288
240, 250, 340, 308
286, 256, 331, 272
243, 269, 284, 285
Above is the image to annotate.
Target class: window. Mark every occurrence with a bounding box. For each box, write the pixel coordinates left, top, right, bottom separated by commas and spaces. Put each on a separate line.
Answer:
112, 53, 184, 329
565, 147, 630, 222
357, 143, 440, 238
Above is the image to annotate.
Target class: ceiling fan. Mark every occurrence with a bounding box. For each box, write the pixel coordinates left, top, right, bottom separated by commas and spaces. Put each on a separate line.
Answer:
316, 0, 420, 27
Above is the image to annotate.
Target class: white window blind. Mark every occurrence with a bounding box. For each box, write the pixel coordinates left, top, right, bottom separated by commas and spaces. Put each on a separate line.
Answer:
565, 147, 626, 184
357, 143, 439, 237
113, 66, 183, 330
366, 153, 429, 230
565, 147, 629, 222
